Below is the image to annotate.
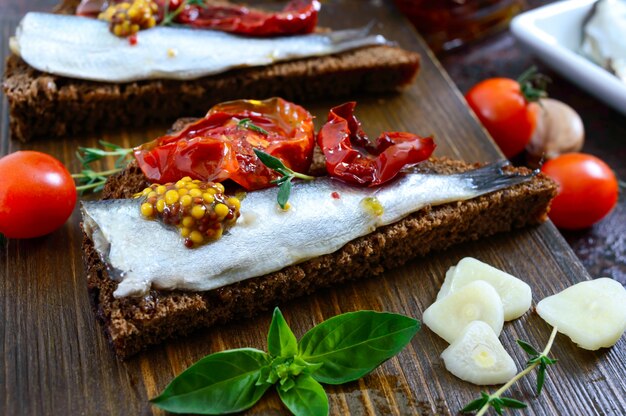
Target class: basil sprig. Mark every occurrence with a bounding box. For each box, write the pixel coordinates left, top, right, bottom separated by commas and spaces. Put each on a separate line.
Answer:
151, 308, 420, 415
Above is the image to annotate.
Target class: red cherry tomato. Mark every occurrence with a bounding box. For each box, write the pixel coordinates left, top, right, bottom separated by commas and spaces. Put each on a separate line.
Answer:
541, 153, 618, 230
465, 78, 538, 158
0, 151, 77, 238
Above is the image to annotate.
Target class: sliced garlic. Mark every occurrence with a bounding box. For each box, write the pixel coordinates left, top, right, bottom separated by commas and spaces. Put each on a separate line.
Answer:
537, 278, 626, 350
441, 321, 517, 385
423, 280, 504, 344
437, 257, 532, 321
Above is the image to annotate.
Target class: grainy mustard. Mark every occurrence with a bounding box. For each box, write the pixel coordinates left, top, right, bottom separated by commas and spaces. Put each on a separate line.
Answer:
99, 0, 158, 38
135, 177, 241, 248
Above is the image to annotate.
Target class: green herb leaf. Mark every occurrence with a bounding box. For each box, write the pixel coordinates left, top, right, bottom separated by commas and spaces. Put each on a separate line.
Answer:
500, 397, 528, 409
490, 398, 504, 415
254, 148, 289, 172
268, 307, 298, 358
461, 394, 489, 413
516, 339, 539, 356
153, 309, 420, 415
277, 178, 293, 209
73, 142, 133, 194
541, 356, 558, 366
536, 362, 547, 394
253, 148, 314, 209
297, 311, 420, 384
278, 374, 329, 416
238, 118, 269, 135
150, 348, 271, 414
294, 356, 323, 374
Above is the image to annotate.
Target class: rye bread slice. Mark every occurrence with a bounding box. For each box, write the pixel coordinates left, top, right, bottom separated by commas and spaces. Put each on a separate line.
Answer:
3, 1, 420, 142
84, 157, 556, 358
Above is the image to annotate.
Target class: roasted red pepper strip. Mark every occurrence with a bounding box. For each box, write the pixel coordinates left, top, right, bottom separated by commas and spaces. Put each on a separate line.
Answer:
175, 0, 320, 36
317, 102, 435, 186
134, 98, 315, 190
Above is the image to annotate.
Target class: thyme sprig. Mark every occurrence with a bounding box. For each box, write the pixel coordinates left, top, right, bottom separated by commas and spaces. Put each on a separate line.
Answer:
238, 118, 270, 136
73, 141, 133, 193
253, 149, 314, 209
462, 326, 559, 415
161, 0, 206, 26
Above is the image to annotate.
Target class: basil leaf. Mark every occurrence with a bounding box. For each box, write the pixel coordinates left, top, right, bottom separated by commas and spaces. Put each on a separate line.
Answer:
151, 348, 271, 414
268, 308, 298, 358
297, 311, 420, 384
278, 374, 329, 416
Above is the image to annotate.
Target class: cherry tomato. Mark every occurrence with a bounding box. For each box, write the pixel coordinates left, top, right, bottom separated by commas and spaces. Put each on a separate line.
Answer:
541, 153, 618, 230
465, 78, 538, 158
0, 151, 77, 238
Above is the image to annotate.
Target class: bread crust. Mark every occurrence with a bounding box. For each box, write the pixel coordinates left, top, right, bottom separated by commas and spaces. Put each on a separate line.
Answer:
84, 157, 557, 358
3, 43, 420, 141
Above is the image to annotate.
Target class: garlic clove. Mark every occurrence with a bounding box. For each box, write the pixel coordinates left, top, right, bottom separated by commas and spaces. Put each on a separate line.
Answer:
437, 257, 532, 321
537, 278, 626, 350
423, 280, 504, 344
526, 98, 584, 166
441, 321, 517, 385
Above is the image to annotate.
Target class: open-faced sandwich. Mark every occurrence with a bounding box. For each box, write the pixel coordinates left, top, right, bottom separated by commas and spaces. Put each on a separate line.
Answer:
3, 0, 420, 141
80, 97, 557, 357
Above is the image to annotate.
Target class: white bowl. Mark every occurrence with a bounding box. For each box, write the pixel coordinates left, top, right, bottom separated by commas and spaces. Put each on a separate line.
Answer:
511, 0, 626, 116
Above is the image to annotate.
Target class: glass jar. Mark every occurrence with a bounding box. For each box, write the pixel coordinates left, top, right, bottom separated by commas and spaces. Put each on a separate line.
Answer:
393, 0, 525, 52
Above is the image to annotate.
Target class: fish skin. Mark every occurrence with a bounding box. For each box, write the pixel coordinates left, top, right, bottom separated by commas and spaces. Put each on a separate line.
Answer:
81, 161, 536, 298
13, 13, 389, 83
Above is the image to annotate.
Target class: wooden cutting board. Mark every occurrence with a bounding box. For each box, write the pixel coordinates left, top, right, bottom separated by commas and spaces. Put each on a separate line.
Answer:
1, 1, 625, 415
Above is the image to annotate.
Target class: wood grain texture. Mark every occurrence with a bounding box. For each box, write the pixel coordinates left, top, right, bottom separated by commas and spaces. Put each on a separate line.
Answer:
1, 1, 625, 415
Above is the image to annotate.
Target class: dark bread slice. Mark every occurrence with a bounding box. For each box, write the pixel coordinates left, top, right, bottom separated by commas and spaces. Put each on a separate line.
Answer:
85, 157, 557, 358
3, 25, 420, 142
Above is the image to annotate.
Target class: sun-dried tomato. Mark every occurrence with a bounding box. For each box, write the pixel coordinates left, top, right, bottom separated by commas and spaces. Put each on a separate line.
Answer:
78, 0, 320, 36
317, 102, 435, 186
172, 0, 319, 36
134, 98, 315, 190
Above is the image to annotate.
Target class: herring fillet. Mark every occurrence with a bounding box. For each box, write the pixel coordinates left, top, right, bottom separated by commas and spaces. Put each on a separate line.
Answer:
12, 13, 389, 83
81, 162, 536, 298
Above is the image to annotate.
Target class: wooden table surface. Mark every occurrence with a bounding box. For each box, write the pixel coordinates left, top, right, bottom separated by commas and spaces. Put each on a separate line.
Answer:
1, 1, 625, 415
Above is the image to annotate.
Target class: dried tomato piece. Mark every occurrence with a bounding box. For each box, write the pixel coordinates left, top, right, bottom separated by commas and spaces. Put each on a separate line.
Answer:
78, 0, 319, 37
175, 0, 320, 36
134, 98, 315, 190
317, 102, 435, 186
